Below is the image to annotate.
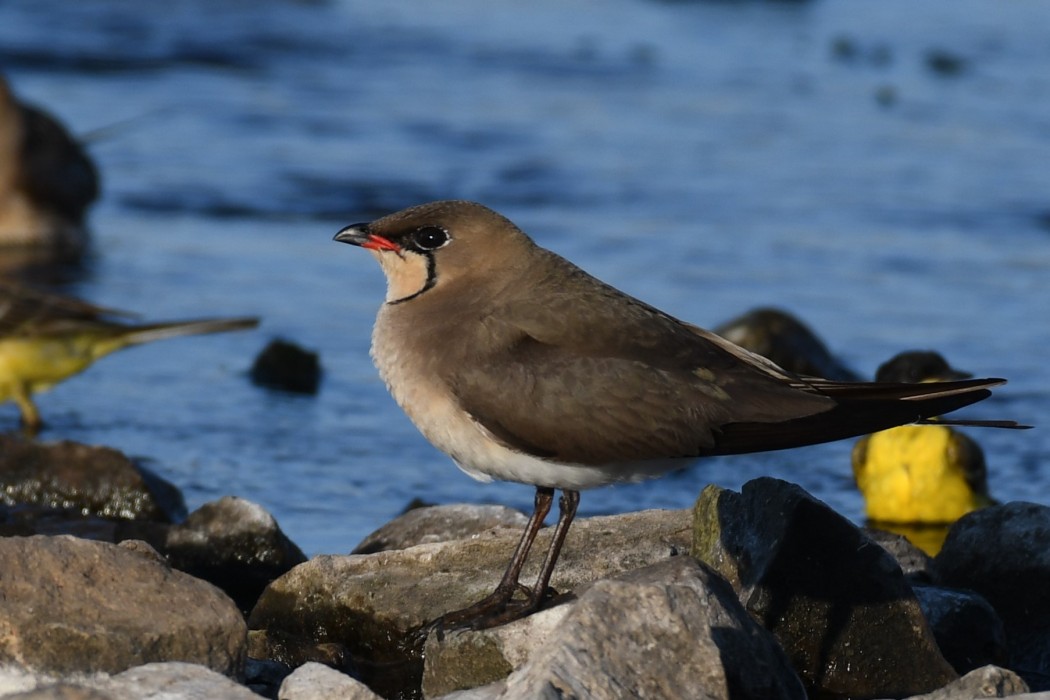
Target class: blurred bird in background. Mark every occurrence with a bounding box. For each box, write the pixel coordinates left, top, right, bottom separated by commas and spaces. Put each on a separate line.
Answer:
852, 351, 997, 553
0, 280, 258, 432
0, 73, 99, 265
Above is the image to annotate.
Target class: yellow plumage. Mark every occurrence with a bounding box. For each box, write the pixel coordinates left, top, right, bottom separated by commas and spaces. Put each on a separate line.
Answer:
852, 424, 993, 524
0, 280, 258, 431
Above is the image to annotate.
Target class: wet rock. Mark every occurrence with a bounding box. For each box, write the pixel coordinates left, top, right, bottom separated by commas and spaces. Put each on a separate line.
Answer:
903, 665, 1029, 699
352, 504, 528, 554
165, 496, 307, 614
692, 477, 957, 698
913, 584, 1008, 674
712, 307, 861, 381
278, 662, 381, 700
0, 536, 246, 677
249, 508, 691, 699
251, 338, 322, 394
934, 502, 1050, 691
0, 435, 186, 523
429, 557, 805, 700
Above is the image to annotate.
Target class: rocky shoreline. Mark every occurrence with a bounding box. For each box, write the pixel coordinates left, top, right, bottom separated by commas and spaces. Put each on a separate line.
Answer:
1, 434, 1047, 699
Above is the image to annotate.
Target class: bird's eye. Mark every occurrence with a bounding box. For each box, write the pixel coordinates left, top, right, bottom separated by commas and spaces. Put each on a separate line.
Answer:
412, 226, 450, 251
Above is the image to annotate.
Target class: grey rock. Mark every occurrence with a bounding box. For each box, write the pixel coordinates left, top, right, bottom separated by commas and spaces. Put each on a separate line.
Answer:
249, 508, 691, 699
165, 496, 307, 613
352, 504, 528, 554
497, 557, 805, 700
935, 502, 1050, 691
2, 685, 114, 700
103, 663, 262, 699
0, 536, 246, 677
278, 662, 380, 700
0, 662, 262, 700
692, 478, 957, 699
903, 664, 1029, 699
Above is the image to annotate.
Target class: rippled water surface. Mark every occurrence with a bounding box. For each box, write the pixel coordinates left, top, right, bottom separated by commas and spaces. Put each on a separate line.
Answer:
2, 0, 1047, 555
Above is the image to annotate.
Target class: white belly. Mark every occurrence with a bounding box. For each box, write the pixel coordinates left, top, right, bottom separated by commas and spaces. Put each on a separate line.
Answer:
370, 316, 692, 490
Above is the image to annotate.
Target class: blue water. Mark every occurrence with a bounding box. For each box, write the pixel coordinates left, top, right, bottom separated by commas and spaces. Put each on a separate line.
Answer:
1, 0, 1047, 556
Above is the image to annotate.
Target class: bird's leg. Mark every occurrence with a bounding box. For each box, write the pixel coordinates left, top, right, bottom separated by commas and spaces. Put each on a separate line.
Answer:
525, 488, 580, 607
13, 385, 42, 435
431, 488, 582, 635
430, 486, 554, 633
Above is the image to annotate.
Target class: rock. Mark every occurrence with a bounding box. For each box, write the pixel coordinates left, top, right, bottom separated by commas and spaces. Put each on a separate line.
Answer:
913, 584, 1008, 674
105, 663, 261, 699
712, 307, 861, 381
249, 508, 691, 699
250, 339, 321, 394
278, 662, 381, 700
864, 526, 936, 581
925, 48, 968, 76
422, 604, 569, 697
1, 685, 114, 700
0, 536, 246, 677
903, 665, 1029, 699
0, 436, 186, 524
495, 557, 805, 700
0, 662, 264, 700
692, 478, 957, 698
165, 496, 307, 614
935, 503, 1050, 691
352, 504, 529, 554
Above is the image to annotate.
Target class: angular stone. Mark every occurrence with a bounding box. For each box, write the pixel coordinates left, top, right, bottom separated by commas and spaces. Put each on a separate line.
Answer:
0, 536, 246, 677
165, 496, 307, 613
498, 557, 805, 700
278, 662, 381, 700
249, 508, 691, 699
352, 504, 528, 554
692, 477, 957, 698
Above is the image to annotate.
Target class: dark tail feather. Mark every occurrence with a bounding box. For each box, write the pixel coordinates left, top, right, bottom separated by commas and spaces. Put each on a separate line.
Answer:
920, 418, 1031, 429
707, 377, 1016, 456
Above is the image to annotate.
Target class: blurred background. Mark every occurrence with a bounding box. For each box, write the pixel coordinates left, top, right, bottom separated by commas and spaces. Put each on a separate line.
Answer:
0, 0, 1046, 556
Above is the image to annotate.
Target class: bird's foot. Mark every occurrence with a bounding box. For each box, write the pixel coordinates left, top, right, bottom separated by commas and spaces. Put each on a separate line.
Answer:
426, 585, 557, 640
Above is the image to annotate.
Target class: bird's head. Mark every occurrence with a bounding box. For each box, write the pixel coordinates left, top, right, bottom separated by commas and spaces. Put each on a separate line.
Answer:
875, 350, 973, 383
334, 200, 534, 305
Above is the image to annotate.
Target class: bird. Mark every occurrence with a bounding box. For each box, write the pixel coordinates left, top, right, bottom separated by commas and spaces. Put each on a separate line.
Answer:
0, 73, 99, 257
852, 351, 997, 528
0, 279, 258, 432
334, 200, 1021, 630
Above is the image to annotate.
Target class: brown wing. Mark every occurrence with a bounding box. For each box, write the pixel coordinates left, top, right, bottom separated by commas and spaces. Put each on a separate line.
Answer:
0, 280, 135, 337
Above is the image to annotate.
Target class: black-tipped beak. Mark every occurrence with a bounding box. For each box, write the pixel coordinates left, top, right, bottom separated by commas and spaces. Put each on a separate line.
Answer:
334, 223, 402, 252
334, 223, 371, 246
